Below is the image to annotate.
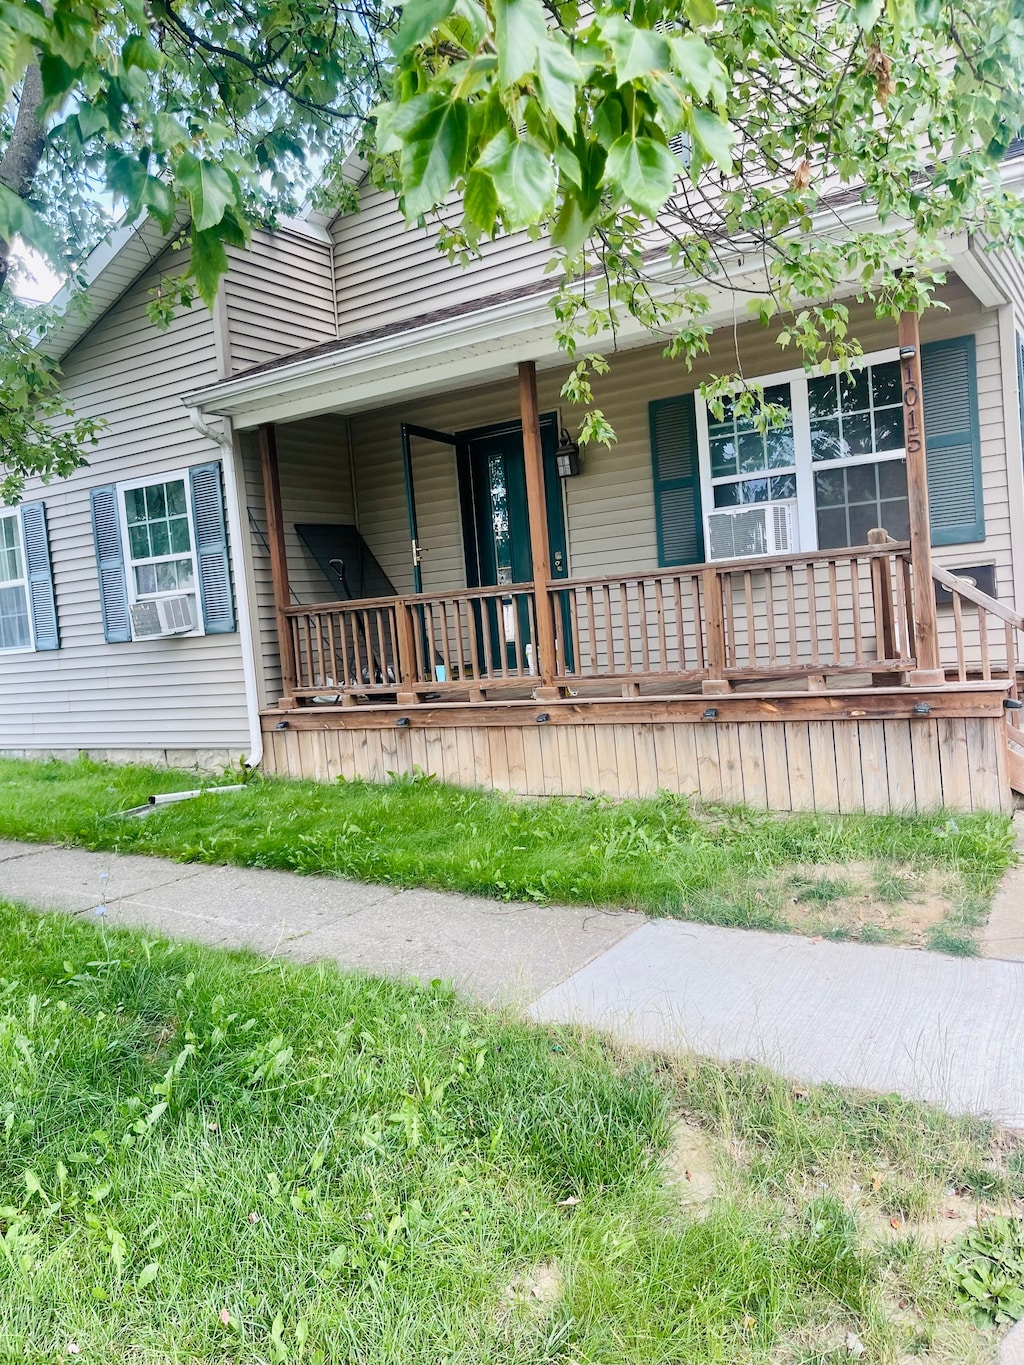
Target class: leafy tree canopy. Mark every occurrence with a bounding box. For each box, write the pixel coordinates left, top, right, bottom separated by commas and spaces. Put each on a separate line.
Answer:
2, 0, 1024, 494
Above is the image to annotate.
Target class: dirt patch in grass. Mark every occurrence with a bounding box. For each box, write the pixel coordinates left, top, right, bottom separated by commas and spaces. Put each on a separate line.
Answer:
775, 861, 963, 947
663, 1117, 720, 1206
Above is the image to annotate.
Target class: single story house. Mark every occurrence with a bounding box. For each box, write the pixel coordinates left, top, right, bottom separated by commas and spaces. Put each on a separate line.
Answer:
5, 158, 1024, 813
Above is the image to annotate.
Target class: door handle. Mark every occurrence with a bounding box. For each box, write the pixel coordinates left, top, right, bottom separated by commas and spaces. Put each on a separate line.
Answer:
553, 550, 564, 573
412, 539, 424, 566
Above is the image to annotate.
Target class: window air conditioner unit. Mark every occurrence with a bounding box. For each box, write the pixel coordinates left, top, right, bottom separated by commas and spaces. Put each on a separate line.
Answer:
130, 594, 196, 638
706, 503, 796, 561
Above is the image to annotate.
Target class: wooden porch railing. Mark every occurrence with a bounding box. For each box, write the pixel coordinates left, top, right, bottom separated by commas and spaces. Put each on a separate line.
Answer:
282, 541, 917, 703
933, 564, 1022, 703
550, 542, 914, 691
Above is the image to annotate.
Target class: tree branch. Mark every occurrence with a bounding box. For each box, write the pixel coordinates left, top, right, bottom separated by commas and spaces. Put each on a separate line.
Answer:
0, 64, 46, 295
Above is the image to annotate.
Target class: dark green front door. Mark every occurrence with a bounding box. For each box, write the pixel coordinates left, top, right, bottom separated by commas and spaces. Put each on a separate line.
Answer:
458, 417, 570, 673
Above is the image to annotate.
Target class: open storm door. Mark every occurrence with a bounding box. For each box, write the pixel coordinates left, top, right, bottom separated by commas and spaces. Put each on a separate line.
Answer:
400, 423, 458, 594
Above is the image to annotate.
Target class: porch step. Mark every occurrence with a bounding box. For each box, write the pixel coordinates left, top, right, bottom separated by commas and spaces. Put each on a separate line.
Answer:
1006, 722, 1024, 798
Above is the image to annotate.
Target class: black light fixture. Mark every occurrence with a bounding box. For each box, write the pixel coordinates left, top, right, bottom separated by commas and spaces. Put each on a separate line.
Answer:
555, 427, 581, 478
702, 707, 718, 720
396, 716, 410, 727
535, 712, 550, 724
275, 720, 290, 730
913, 701, 931, 717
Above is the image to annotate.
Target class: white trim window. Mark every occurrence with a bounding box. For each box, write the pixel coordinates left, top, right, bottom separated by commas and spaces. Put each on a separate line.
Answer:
697, 350, 909, 558
0, 511, 32, 652
118, 472, 202, 634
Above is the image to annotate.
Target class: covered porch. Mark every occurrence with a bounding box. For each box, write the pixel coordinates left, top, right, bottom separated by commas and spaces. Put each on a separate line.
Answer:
243, 317, 1021, 813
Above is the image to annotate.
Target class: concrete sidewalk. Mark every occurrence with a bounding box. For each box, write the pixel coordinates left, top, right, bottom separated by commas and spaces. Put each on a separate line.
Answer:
1, 838, 1024, 1126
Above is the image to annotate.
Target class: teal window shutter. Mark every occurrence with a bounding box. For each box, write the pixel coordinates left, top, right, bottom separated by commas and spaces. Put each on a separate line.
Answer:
650, 393, 704, 566
921, 335, 984, 546
19, 501, 59, 651
1016, 331, 1024, 467
90, 485, 131, 642
189, 462, 236, 633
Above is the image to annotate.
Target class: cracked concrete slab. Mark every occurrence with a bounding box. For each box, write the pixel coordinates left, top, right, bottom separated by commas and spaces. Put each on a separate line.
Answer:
530, 919, 1024, 1126
296, 887, 640, 1005
0, 840, 46, 863
0, 846, 206, 912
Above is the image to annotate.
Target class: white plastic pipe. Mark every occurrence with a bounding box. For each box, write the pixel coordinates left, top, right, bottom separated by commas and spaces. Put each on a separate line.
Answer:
187, 408, 264, 772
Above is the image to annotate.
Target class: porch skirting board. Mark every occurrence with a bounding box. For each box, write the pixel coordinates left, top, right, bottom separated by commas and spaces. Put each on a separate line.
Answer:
260, 701, 1012, 814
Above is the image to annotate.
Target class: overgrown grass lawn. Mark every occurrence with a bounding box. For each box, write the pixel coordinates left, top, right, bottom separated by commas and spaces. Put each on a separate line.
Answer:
0, 757, 1014, 952
0, 900, 1018, 1363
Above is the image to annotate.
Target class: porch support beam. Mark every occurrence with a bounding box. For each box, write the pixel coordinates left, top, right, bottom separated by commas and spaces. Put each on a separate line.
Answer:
258, 422, 299, 708
898, 313, 943, 686
518, 360, 561, 700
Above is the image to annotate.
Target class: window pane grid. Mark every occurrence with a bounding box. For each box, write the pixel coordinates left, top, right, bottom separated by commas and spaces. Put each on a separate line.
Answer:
0, 514, 24, 585
708, 383, 796, 506
809, 361, 905, 464
123, 479, 195, 597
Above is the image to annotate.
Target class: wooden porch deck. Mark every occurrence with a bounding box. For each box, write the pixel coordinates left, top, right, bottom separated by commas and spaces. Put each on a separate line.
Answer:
256, 342, 1024, 812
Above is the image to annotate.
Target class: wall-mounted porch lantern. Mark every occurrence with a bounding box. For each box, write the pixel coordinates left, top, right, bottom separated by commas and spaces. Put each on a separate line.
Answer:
555, 428, 581, 478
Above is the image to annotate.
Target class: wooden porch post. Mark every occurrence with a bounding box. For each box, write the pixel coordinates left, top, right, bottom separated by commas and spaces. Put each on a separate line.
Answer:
518, 360, 561, 700
899, 313, 944, 686
258, 422, 299, 708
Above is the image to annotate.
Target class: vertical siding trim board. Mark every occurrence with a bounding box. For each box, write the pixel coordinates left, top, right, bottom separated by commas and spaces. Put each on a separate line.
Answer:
19, 501, 59, 650
90, 485, 131, 643
190, 462, 237, 633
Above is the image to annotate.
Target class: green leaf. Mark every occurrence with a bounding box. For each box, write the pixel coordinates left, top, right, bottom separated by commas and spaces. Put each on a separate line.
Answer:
689, 107, 735, 170
599, 15, 670, 84
551, 195, 591, 256
605, 135, 676, 218
399, 98, 470, 216
393, 0, 458, 51
685, 0, 718, 24
852, 0, 885, 28
0, 185, 56, 260
464, 169, 498, 233
668, 35, 726, 103
122, 34, 163, 71
493, 0, 548, 85
136, 1262, 159, 1289
536, 42, 582, 135
190, 228, 230, 306
141, 177, 176, 230
176, 153, 238, 231
478, 132, 555, 226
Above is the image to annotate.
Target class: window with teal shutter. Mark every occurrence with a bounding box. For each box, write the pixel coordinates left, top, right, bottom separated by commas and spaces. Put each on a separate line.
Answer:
650, 393, 704, 566
920, 335, 984, 546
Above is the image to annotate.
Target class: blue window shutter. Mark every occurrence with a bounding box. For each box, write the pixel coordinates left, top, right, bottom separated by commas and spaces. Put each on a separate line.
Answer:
19, 501, 59, 651
1016, 331, 1024, 468
90, 485, 131, 642
921, 335, 984, 546
189, 462, 236, 633
650, 393, 704, 566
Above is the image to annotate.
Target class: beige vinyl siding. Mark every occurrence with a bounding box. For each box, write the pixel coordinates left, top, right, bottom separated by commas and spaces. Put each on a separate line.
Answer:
0, 246, 251, 755
330, 187, 551, 340
241, 415, 354, 705
224, 227, 337, 375
338, 278, 1007, 583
